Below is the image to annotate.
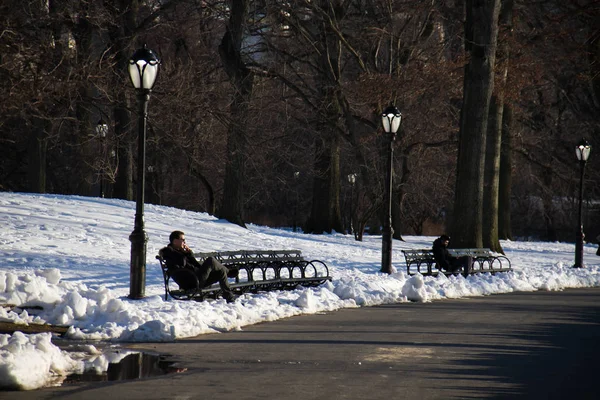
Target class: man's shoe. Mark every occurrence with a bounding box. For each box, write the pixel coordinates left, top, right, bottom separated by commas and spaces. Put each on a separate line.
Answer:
223, 292, 237, 303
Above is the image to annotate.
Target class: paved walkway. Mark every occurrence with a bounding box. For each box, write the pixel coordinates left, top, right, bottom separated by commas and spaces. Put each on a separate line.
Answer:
7, 288, 600, 400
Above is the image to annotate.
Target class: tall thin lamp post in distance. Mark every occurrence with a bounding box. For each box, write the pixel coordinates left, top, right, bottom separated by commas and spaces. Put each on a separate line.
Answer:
127, 45, 160, 299
96, 120, 109, 198
347, 173, 357, 236
380, 105, 402, 274
573, 138, 591, 268
293, 171, 300, 232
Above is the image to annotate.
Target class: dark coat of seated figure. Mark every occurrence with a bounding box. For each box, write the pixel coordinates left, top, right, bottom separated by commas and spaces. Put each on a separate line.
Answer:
432, 234, 473, 276
160, 230, 237, 303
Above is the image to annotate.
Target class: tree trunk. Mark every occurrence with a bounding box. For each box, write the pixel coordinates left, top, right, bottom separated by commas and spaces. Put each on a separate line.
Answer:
482, 95, 504, 253
589, 10, 600, 108
190, 167, 216, 215
449, 0, 501, 249
112, 101, 134, 200
305, 134, 344, 234
304, 2, 345, 235
541, 168, 557, 241
336, 93, 380, 242
391, 191, 403, 240
75, 96, 95, 196
27, 118, 47, 193
73, 5, 97, 197
108, 0, 137, 201
217, 0, 253, 228
392, 152, 408, 240
497, 0, 514, 239
482, 0, 512, 253
498, 104, 513, 240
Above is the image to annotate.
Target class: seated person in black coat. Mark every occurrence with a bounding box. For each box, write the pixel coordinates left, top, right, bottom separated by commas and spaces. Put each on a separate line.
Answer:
160, 230, 237, 303
432, 234, 472, 275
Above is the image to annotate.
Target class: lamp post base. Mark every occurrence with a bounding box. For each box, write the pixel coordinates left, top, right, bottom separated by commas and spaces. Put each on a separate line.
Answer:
129, 228, 148, 299
381, 228, 393, 274
573, 229, 585, 268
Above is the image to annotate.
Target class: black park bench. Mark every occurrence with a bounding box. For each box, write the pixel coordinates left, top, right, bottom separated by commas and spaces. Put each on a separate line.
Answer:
401, 248, 512, 276
156, 249, 332, 301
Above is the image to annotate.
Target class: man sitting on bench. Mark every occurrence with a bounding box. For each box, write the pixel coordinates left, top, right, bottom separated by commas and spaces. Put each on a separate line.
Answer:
160, 230, 238, 303
432, 234, 473, 276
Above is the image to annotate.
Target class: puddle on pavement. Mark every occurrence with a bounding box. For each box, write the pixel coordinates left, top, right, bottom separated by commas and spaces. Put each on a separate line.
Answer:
65, 352, 186, 383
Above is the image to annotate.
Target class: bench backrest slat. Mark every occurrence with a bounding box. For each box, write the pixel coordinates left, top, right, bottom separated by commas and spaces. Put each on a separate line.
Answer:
448, 248, 493, 257
196, 250, 304, 265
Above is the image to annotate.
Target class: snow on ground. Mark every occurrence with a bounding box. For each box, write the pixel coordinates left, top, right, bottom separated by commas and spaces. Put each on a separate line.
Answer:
1, 192, 599, 390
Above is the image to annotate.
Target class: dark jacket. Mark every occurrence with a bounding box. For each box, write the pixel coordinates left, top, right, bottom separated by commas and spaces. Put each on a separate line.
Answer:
160, 245, 236, 293
159, 244, 202, 272
432, 238, 455, 271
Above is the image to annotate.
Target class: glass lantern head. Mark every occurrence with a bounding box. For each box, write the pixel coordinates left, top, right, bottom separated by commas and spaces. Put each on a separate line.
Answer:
381, 105, 402, 134
96, 120, 109, 137
128, 45, 160, 90
576, 139, 591, 162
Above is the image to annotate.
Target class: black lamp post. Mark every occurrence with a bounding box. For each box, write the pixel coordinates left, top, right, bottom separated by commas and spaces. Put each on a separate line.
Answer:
347, 173, 357, 235
293, 171, 300, 232
96, 120, 109, 198
380, 105, 402, 274
573, 138, 591, 268
127, 45, 160, 299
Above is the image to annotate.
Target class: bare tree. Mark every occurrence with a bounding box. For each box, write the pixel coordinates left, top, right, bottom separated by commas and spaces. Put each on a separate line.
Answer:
216, 0, 254, 227
498, 103, 513, 240
482, 0, 514, 253
449, 0, 501, 248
